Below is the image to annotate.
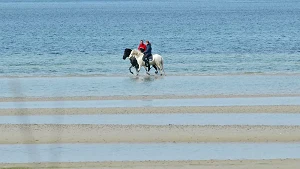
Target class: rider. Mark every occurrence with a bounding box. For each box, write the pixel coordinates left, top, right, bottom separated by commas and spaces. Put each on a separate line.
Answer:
143, 40, 152, 71
138, 40, 147, 53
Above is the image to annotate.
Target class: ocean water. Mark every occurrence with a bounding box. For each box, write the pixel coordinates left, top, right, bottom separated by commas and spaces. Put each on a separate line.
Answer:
1, 0, 300, 77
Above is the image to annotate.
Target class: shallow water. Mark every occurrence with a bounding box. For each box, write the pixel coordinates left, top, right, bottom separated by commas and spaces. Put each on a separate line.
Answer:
1, 143, 300, 163
1, 97, 300, 109
1, 113, 300, 125
1, 75, 300, 98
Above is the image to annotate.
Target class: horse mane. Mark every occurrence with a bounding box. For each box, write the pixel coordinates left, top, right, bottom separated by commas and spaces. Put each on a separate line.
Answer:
131, 49, 143, 58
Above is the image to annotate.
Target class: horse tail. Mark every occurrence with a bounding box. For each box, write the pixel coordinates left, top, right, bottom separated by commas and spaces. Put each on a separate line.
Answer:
157, 55, 165, 75
153, 54, 165, 75
161, 57, 164, 71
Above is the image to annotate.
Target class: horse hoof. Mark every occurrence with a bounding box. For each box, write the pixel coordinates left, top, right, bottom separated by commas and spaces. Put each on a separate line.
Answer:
155, 71, 158, 74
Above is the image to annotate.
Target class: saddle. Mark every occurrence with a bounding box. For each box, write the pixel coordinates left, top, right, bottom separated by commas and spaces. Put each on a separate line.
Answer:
144, 54, 152, 68
147, 54, 153, 61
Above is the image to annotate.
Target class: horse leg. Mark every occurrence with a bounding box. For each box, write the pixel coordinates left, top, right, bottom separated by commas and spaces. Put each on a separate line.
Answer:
129, 65, 133, 74
143, 66, 150, 75
160, 67, 165, 76
136, 67, 139, 76
156, 61, 164, 76
137, 62, 143, 76
152, 65, 158, 74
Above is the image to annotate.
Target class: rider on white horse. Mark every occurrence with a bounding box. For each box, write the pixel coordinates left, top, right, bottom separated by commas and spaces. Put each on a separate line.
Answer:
143, 40, 152, 71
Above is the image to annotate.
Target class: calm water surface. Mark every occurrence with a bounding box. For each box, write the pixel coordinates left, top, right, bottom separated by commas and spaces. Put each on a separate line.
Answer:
1, 143, 300, 163
1, 113, 300, 125
1, 76, 300, 97
1, 0, 300, 76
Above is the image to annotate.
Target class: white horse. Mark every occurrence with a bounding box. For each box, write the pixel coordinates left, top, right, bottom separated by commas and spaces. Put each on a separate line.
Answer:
123, 49, 165, 76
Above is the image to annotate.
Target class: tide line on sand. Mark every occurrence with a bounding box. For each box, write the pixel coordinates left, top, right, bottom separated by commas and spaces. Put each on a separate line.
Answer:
1, 124, 300, 144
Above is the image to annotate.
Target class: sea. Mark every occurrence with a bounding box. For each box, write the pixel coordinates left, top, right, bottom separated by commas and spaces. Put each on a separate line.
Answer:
1, 0, 300, 77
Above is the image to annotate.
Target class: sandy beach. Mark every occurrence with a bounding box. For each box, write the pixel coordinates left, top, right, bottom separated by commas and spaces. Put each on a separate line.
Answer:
1, 95, 300, 168
1, 159, 300, 169
1, 105, 300, 116
1, 124, 300, 144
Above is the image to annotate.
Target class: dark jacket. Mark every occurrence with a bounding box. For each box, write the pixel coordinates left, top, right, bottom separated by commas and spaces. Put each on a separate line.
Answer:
143, 44, 152, 55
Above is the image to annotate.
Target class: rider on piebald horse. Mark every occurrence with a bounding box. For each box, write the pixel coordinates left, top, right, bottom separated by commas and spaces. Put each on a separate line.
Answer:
123, 47, 165, 76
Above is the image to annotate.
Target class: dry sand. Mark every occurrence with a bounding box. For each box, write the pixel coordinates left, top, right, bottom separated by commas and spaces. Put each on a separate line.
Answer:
1, 105, 300, 116
1, 124, 300, 144
1, 159, 300, 169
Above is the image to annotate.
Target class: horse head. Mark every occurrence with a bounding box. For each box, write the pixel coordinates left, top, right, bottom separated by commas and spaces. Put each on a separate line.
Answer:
123, 48, 132, 60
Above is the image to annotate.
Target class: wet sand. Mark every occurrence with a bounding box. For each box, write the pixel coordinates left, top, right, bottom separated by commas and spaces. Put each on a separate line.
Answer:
1, 93, 300, 102
1, 96, 300, 144
1, 124, 300, 144
1, 159, 300, 169
1, 95, 300, 167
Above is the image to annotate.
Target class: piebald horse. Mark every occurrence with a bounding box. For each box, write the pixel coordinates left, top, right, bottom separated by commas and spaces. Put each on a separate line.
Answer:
123, 48, 165, 76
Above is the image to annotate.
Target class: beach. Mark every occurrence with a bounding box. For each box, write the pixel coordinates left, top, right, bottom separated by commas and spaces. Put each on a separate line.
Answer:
0, 94, 300, 144
1, 124, 300, 144
1, 159, 300, 169
1, 93, 300, 168
1, 105, 300, 115
1, 76, 300, 168
2, 0, 300, 167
